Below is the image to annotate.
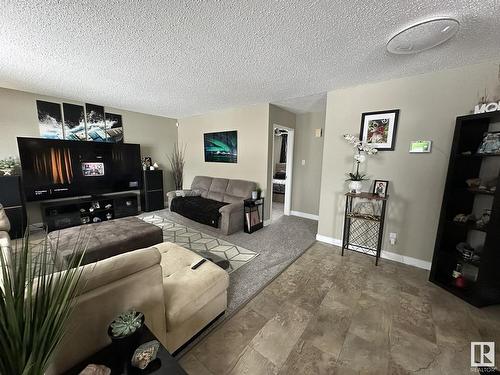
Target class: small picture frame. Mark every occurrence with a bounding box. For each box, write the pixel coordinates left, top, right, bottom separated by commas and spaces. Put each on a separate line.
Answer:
143, 157, 152, 170
372, 180, 389, 198
360, 109, 400, 151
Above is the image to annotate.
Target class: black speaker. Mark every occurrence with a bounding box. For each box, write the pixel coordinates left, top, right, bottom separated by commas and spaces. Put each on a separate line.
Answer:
0, 175, 27, 239
141, 170, 164, 212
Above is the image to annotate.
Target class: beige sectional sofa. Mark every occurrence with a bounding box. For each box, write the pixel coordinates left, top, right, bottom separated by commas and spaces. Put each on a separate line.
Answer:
0, 205, 11, 288
0, 206, 229, 373
49, 242, 229, 373
167, 176, 256, 235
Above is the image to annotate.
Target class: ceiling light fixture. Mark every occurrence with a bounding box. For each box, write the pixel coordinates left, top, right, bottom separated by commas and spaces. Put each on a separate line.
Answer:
387, 18, 460, 55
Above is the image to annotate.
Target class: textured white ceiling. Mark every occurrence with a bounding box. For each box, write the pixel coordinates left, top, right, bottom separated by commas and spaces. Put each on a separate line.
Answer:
274, 93, 327, 114
1, 1, 499, 119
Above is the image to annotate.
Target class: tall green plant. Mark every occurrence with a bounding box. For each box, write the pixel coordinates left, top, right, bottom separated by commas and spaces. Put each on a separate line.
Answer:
168, 143, 186, 190
0, 231, 85, 375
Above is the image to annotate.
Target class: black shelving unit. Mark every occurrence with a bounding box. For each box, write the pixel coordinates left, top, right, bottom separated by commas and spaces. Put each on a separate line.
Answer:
244, 198, 264, 234
341, 192, 388, 266
41, 193, 139, 231
430, 112, 500, 307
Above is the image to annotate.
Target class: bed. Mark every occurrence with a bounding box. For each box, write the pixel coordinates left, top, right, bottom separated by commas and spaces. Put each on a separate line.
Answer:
273, 163, 286, 203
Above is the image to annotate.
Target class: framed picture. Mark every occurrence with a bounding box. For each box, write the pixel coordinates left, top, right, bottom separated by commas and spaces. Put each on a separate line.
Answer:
143, 157, 152, 169
372, 180, 389, 198
360, 109, 400, 151
204, 130, 238, 163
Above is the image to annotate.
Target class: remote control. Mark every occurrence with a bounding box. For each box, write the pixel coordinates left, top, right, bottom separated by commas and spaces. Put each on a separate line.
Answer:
191, 259, 207, 270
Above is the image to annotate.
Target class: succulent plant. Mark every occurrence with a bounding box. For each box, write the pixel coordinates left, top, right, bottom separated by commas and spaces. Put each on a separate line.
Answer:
110, 310, 144, 338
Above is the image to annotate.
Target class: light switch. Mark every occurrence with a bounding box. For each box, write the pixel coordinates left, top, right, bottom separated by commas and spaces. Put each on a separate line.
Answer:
301, 160, 306, 166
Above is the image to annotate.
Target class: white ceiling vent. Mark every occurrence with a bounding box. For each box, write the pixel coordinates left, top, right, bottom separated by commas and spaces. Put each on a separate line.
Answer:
387, 18, 460, 55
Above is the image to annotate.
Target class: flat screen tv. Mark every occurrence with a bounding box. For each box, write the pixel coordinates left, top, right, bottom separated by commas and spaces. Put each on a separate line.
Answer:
17, 137, 142, 201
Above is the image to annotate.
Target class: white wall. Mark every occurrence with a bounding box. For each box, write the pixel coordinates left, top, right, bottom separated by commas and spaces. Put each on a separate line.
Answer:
177, 104, 271, 215
291, 111, 325, 216
0, 87, 178, 223
318, 60, 500, 263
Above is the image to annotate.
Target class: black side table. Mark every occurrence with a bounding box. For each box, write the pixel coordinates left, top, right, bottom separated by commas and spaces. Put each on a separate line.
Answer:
64, 326, 187, 375
244, 198, 264, 233
341, 192, 388, 266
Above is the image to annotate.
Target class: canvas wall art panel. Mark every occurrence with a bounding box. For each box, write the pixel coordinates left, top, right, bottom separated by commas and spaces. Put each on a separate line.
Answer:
204, 130, 238, 163
105, 113, 124, 143
85, 103, 106, 142
37, 100, 63, 139
63, 103, 86, 140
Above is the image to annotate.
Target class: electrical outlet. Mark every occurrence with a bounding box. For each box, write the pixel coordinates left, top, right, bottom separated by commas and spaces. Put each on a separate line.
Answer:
301, 160, 306, 166
389, 232, 397, 245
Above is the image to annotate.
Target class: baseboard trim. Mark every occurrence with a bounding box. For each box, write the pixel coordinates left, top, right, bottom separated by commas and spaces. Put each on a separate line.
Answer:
290, 210, 319, 221
315, 234, 431, 270
316, 234, 342, 246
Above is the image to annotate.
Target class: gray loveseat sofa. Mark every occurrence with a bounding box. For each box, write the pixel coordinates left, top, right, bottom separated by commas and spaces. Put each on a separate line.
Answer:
167, 176, 256, 235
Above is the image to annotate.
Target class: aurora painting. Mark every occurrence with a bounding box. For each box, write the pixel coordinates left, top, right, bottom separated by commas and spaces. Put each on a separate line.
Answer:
204, 130, 237, 163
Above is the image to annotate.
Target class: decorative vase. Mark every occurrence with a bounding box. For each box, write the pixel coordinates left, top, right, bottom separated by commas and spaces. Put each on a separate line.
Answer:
348, 180, 362, 194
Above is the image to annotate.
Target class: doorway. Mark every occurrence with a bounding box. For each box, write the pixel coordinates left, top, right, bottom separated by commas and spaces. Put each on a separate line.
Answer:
271, 125, 294, 220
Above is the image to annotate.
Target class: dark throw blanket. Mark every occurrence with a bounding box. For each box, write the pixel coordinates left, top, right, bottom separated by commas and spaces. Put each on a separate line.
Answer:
170, 196, 229, 228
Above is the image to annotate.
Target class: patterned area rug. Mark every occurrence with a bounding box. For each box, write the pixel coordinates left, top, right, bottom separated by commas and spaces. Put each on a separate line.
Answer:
138, 214, 259, 273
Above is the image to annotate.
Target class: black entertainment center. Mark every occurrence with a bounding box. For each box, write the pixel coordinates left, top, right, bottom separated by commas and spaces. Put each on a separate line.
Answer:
41, 193, 139, 232
15, 137, 145, 231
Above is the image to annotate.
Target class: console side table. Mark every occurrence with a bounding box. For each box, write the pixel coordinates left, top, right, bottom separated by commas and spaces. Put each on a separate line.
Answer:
244, 198, 264, 234
341, 192, 388, 265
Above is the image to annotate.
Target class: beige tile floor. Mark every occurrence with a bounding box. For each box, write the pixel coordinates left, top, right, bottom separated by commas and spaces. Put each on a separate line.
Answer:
179, 242, 500, 375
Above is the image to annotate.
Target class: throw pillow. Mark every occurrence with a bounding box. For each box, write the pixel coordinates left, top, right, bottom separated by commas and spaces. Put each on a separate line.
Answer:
185, 190, 202, 197
175, 190, 202, 197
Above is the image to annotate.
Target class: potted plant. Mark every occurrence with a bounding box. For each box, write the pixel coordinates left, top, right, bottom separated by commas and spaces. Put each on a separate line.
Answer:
167, 143, 186, 191
0, 231, 85, 375
108, 310, 145, 362
108, 310, 145, 342
343, 134, 378, 193
0, 156, 20, 176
